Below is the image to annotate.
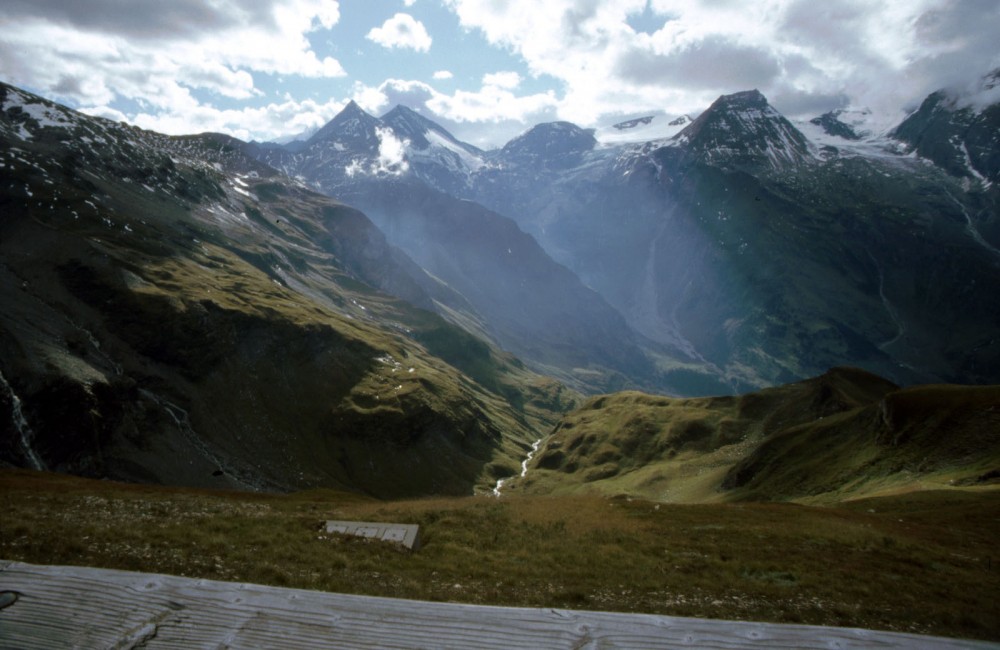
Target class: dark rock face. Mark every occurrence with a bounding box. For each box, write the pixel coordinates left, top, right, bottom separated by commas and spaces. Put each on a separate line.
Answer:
810, 111, 863, 140
674, 90, 812, 169
496, 121, 597, 169
892, 71, 1000, 186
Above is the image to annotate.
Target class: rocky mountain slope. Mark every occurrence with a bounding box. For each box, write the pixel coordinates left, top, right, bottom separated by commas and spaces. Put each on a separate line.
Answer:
0, 82, 577, 497
892, 69, 1000, 190
4, 74, 999, 501
516, 367, 1000, 503
255, 105, 664, 394
255, 73, 1000, 396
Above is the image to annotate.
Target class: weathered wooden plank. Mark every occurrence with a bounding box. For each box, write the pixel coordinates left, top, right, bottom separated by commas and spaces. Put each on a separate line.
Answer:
0, 561, 994, 649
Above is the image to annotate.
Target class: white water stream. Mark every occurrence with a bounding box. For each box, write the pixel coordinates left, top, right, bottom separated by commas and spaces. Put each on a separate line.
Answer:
945, 189, 1000, 262
0, 370, 46, 470
866, 250, 906, 351
492, 438, 541, 497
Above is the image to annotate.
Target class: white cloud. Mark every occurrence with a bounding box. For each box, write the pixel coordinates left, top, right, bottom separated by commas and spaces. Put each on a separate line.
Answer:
366, 13, 432, 52
130, 95, 347, 142
353, 77, 557, 126
3, 0, 996, 147
374, 126, 410, 173
482, 71, 521, 89
345, 126, 410, 176
348, 76, 559, 148
443, 0, 1000, 126
0, 0, 346, 139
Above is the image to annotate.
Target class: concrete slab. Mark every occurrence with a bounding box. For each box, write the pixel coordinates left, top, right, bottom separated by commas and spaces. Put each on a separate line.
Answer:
324, 520, 420, 551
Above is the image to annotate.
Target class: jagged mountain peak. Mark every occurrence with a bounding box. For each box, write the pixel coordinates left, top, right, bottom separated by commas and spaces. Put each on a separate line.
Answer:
809, 109, 867, 141
339, 99, 366, 115
674, 89, 812, 169
716, 88, 769, 109
499, 121, 596, 167
891, 68, 1000, 185
382, 103, 422, 121
381, 104, 483, 157
307, 100, 381, 147
380, 105, 434, 150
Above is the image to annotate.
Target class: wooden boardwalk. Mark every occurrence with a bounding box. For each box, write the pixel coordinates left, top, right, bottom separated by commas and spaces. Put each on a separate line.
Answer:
0, 560, 995, 649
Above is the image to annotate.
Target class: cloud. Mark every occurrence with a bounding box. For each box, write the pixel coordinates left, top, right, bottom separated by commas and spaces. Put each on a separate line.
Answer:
0, 0, 275, 41
127, 95, 348, 142
366, 13, 432, 52
345, 126, 410, 177
374, 126, 410, 173
443, 0, 1000, 127
353, 76, 557, 125
614, 36, 781, 90
0, 0, 345, 139
352, 78, 437, 115
349, 77, 559, 148
3, 0, 997, 146
482, 71, 521, 89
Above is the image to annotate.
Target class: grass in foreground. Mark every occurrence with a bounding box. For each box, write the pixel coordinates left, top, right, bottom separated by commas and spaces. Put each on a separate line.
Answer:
1, 469, 998, 642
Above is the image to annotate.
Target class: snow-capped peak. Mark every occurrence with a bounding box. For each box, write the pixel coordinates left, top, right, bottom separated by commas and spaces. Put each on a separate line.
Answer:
673, 89, 812, 169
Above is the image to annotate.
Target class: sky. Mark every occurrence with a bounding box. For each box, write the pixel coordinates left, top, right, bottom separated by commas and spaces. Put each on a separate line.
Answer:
1, 0, 998, 148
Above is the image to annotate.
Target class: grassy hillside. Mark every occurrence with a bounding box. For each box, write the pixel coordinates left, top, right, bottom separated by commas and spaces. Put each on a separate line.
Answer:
724, 383, 1000, 501
1, 469, 997, 642
0, 81, 578, 498
517, 368, 1000, 503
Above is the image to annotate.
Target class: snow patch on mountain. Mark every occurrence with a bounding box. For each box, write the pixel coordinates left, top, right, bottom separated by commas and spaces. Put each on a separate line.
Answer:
595, 114, 691, 146
1, 87, 83, 140
795, 120, 907, 160
422, 129, 485, 171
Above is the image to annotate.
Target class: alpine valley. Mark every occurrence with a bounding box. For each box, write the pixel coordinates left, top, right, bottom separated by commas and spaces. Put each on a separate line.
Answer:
1, 72, 999, 501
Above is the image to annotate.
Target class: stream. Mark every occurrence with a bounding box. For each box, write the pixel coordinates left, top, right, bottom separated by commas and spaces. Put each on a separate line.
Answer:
866, 250, 906, 351
945, 189, 1000, 262
0, 370, 46, 471
492, 438, 542, 497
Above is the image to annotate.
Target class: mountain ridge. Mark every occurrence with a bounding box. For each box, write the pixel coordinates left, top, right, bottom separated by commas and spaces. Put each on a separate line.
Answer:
251, 78, 1000, 394
0, 81, 577, 497
3, 75, 1000, 500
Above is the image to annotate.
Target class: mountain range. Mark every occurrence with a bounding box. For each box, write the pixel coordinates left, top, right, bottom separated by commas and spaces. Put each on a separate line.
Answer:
250, 75, 1000, 396
1, 72, 998, 498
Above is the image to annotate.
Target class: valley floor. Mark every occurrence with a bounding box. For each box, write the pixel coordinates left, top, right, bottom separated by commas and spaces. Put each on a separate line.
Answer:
1, 469, 998, 643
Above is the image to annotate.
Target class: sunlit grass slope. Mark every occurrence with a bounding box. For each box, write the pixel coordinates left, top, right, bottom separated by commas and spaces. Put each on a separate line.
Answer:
517, 367, 1000, 503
